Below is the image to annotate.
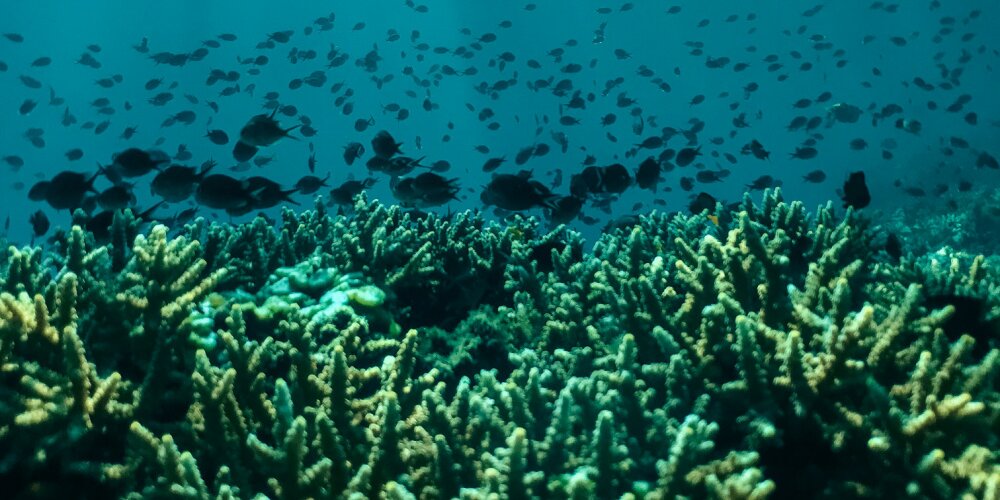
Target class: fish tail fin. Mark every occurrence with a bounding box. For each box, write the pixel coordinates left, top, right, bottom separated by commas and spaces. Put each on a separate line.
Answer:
282, 125, 301, 139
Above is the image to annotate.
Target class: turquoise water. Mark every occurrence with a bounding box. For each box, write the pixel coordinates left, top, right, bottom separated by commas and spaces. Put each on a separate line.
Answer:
1, 1, 997, 243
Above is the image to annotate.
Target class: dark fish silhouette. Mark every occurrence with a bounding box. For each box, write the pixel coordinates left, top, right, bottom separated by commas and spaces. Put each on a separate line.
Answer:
600, 163, 632, 193
112, 148, 169, 177
43, 171, 101, 210
29, 210, 49, 238
329, 178, 376, 206
840, 171, 871, 209
689, 192, 717, 214
195, 174, 258, 210
635, 157, 662, 191
481, 171, 557, 211
371, 130, 403, 159
232, 109, 299, 161
151, 163, 214, 202
294, 173, 331, 195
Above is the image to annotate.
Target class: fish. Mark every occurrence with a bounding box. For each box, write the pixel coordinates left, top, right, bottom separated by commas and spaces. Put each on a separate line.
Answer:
742, 140, 770, 160
112, 148, 169, 177
18, 99, 37, 115
97, 184, 137, 210
206, 129, 230, 145
600, 163, 632, 193
354, 117, 375, 132
635, 157, 662, 191
343, 142, 365, 165
294, 173, 331, 195
696, 169, 729, 183
232, 109, 300, 161
482, 156, 506, 172
3, 155, 25, 169
151, 162, 214, 202
828, 103, 863, 123
635, 136, 664, 149
65, 148, 84, 161
481, 171, 557, 211
43, 170, 101, 210
885, 233, 902, 261
371, 130, 403, 159
29, 210, 49, 238
849, 138, 868, 150
675, 146, 702, 167
546, 195, 585, 225
329, 178, 377, 206
746, 175, 781, 191
689, 192, 717, 214
195, 174, 258, 211
802, 170, 827, 183
570, 166, 604, 198
840, 171, 871, 209
390, 172, 460, 207
976, 152, 999, 169
244, 176, 299, 209
790, 147, 818, 159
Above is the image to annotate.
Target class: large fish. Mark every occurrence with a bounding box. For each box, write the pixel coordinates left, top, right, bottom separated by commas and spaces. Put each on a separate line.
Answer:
231, 108, 299, 161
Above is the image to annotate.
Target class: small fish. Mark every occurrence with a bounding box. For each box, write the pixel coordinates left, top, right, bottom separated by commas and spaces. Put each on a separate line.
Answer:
635, 157, 662, 190
354, 116, 375, 132
205, 129, 230, 145
885, 234, 902, 261
112, 148, 168, 177
97, 184, 137, 210
18, 99, 37, 115
329, 178, 376, 205
802, 169, 826, 183
746, 175, 781, 191
294, 173, 331, 194
600, 163, 632, 193
742, 139, 770, 160
19, 75, 42, 89
29, 210, 50, 238
343, 142, 365, 165
232, 109, 300, 161
790, 146, 818, 159
481, 171, 557, 211
976, 152, 999, 169
840, 171, 871, 209
675, 146, 702, 167
370, 130, 403, 159
689, 192, 716, 214
482, 156, 506, 172
635, 136, 664, 149
3, 155, 25, 169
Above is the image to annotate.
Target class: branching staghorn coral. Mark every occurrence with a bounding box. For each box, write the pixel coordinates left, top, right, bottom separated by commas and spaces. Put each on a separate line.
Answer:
0, 191, 996, 498
116, 225, 227, 420
0, 272, 135, 496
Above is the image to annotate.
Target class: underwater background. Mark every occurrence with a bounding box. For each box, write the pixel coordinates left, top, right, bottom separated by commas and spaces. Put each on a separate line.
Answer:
0, 1, 998, 498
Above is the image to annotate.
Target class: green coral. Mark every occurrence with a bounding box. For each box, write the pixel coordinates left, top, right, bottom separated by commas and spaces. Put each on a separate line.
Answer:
0, 191, 997, 499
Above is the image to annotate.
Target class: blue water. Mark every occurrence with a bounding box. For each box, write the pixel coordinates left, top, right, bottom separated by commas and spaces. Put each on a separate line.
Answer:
1, 0, 997, 244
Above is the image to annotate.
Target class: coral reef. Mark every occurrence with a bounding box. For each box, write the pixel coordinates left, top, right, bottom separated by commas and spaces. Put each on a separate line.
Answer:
0, 190, 997, 499
885, 185, 1000, 258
